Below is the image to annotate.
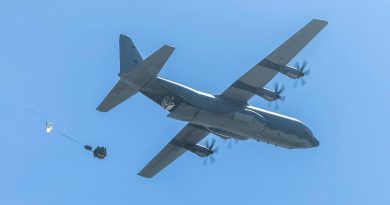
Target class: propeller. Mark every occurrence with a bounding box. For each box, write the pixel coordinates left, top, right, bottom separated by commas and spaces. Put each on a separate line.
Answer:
223, 138, 239, 149
205, 138, 218, 154
204, 139, 219, 165
294, 61, 310, 87
267, 83, 285, 109
273, 83, 285, 101
268, 101, 281, 110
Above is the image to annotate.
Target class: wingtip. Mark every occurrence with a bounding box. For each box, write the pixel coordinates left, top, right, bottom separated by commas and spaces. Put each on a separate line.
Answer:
163, 44, 175, 50
312, 18, 328, 26
96, 103, 111, 112
137, 172, 153, 178
96, 107, 108, 112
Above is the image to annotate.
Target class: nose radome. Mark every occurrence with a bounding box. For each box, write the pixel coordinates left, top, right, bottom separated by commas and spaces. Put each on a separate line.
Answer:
311, 137, 320, 147
304, 128, 319, 147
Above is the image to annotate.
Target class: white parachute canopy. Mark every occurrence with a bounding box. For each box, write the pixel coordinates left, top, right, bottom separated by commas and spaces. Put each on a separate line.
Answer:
45, 122, 54, 134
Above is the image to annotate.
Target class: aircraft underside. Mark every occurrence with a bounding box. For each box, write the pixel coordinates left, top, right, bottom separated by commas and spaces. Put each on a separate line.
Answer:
141, 81, 306, 149
97, 19, 325, 177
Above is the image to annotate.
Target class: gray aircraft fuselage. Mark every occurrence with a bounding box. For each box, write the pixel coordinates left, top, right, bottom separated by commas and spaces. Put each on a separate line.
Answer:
139, 77, 319, 149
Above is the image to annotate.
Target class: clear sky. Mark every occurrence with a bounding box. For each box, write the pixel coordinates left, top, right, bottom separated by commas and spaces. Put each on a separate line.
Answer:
1, 0, 390, 204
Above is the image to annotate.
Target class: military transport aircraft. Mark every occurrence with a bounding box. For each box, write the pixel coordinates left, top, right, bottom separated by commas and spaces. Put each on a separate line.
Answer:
97, 19, 327, 178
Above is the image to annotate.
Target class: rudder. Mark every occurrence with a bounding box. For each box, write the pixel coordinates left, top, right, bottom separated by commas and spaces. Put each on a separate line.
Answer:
120, 34, 143, 73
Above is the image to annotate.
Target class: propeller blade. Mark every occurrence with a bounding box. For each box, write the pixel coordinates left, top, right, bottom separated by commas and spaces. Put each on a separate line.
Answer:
273, 83, 284, 94
293, 80, 298, 88
213, 147, 219, 154
302, 60, 307, 69
210, 155, 215, 164
301, 78, 306, 86
228, 140, 232, 148
293, 60, 310, 87
225, 138, 238, 148
279, 84, 285, 93
295, 62, 300, 68
274, 83, 279, 91
210, 138, 216, 149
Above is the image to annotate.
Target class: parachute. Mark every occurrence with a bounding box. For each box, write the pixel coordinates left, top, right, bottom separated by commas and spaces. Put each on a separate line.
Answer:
45, 122, 54, 133
25, 107, 107, 160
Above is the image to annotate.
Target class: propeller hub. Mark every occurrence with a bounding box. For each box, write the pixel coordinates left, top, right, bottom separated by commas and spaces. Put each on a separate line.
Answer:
293, 61, 310, 87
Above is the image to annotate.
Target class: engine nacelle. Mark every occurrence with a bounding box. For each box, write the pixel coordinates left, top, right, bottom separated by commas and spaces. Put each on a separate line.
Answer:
278, 65, 302, 79
259, 59, 303, 79
232, 81, 282, 102
255, 87, 280, 102
182, 144, 212, 157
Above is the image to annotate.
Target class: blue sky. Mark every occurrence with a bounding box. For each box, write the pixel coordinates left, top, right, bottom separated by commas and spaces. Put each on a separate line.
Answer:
1, 0, 390, 204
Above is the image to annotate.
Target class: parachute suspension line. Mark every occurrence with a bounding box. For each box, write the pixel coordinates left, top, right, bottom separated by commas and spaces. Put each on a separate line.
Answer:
24, 107, 46, 120
25, 107, 83, 147
24, 107, 107, 160
59, 132, 82, 146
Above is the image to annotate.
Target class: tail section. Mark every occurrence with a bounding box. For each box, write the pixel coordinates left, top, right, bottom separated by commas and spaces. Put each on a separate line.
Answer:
96, 79, 138, 112
120, 34, 143, 73
97, 34, 174, 112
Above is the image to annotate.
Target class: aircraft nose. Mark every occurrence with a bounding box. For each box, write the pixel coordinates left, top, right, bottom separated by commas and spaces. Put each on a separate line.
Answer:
305, 129, 319, 147
311, 137, 320, 147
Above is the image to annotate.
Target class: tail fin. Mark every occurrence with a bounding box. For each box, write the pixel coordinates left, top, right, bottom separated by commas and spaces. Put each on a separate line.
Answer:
97, 35, 174, 112
120, 34, 143, 73
96, 79, 138, 112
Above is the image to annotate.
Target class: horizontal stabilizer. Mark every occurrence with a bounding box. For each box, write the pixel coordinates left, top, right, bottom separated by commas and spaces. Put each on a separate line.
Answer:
136, 45, 175, 77
96, 80, 138, 112
118, 45, 175, 88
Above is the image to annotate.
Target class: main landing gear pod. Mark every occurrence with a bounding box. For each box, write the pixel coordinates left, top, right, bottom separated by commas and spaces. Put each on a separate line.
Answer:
161, 96, 176, 111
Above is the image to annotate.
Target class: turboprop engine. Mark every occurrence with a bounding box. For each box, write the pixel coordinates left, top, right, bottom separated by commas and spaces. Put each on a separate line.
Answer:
181, 139, 218, 157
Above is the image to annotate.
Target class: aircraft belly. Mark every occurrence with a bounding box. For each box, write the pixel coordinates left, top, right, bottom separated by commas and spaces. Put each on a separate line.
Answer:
168, 102, 200, 121
191, 110, 263, 140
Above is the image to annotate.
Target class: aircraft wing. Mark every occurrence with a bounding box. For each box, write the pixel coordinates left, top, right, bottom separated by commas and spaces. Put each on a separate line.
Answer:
138, 123, 209, 178
221, 19, 327, 102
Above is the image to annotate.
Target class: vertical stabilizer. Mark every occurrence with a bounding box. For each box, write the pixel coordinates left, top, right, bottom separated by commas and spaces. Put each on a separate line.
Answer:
120, 34, 143, 73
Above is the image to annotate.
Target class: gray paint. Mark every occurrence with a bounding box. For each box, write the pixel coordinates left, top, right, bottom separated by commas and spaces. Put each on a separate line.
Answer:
141, 77, 318, 149
98, 19, 327, 178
